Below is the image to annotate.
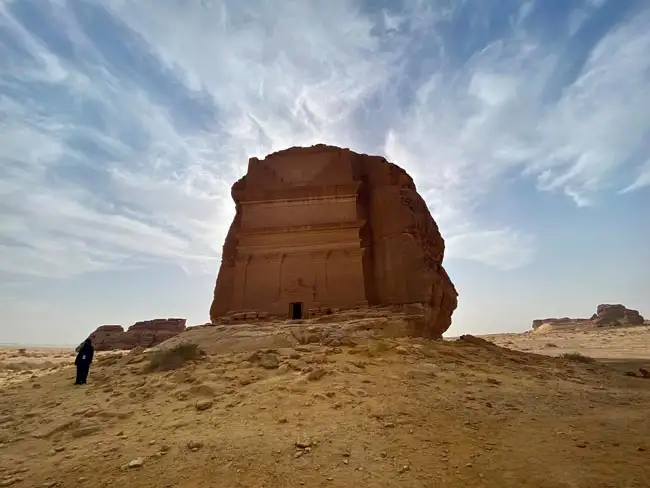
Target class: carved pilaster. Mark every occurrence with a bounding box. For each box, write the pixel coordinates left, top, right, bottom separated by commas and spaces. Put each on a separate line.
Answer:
310, 250, 329, 262
258, 252, 284, 262
341, 248, 364, 259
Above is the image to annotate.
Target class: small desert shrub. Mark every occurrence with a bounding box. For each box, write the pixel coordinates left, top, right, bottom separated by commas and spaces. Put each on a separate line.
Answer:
561, 352, 595, 363
145, 343, 205, 372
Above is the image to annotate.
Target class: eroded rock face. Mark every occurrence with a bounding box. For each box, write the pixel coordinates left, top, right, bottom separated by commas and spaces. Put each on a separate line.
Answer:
88, 325, 125, 350
209, 144, 458, 338
531, 304, 645, 330
531, 318, 588, 329
595, 304, 644, 326
90, 318, 187, 351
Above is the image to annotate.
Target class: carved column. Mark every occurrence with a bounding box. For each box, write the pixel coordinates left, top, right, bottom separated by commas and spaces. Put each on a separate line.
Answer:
262, 252, 283, 304
233, 254, 252, 310
310, 250, 329, 304
346, 248, 370, 307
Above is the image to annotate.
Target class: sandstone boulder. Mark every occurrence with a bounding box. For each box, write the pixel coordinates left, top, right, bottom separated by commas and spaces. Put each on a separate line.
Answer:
594, 304, 644, 326
89, 318, 187, 351
89, 325, 125, 351
209, 144, 457, 338
155, 308, 451, 355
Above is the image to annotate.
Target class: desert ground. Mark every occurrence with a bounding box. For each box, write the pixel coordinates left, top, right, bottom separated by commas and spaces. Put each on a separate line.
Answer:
1, 323, 649, 488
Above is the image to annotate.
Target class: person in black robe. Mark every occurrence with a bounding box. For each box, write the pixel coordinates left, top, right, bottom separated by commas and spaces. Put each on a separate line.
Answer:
74, 338, 94, 385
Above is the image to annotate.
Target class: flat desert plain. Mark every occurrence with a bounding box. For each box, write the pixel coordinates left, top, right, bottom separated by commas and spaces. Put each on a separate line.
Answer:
1, 324, 649, 488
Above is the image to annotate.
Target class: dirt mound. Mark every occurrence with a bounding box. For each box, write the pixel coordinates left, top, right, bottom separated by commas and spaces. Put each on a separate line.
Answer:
2, 336, 650, 487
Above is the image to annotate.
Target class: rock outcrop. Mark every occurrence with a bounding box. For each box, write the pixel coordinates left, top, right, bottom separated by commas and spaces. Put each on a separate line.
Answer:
209, 144, 457, 338
594, 304, 644, 326
90, 318, 187, 351
157, 308, 454, 355
532, 304, 645, 331
88, 325, 125, 350
531, 317, 591, 330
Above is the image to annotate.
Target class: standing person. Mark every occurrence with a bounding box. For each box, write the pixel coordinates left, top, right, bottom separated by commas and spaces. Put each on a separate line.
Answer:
74, 338, 94, 385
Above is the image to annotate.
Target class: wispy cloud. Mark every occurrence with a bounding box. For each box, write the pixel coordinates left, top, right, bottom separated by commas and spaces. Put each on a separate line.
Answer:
0, 0, 648, 281
621, 159, 650, 193
386, 1, 650, 240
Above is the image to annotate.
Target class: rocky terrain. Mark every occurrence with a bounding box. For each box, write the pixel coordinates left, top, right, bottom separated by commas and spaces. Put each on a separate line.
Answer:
487, 324, 650, 361
2, 319, 650, 488
531, 303, 645, 331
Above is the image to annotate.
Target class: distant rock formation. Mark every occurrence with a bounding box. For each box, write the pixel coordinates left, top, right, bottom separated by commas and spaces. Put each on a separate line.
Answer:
594, 304, 644, 326
532, 304, 645, 331
89, 318, 187, 351
531, 317, 591, 329
209, 144, 457, 338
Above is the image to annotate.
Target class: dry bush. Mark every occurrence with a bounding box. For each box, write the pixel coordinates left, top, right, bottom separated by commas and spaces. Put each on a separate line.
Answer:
144, 343, 205, 373
561, 352, 595, 363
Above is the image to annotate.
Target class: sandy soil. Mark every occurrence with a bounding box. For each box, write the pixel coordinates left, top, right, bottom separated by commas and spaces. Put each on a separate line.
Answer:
485, 324, 650, 360
1, 325, 649, 488
0, 347, 76, 387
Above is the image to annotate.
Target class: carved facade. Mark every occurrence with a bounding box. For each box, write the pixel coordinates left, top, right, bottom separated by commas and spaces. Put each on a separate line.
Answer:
210, 144, 458, 337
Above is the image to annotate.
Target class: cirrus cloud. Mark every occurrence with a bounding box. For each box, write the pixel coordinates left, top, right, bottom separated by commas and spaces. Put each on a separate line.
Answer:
0, 0, 648, 282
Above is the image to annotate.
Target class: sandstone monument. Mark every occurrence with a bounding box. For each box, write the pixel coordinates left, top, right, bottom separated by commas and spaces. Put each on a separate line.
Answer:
209, 144, 457, 338
89, 318, 187, 351
532, 303, 645, 331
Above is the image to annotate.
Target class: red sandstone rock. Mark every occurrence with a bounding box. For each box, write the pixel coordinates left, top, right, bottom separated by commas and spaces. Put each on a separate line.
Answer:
209, 144, 458, 338
89, 325, 125, 351
128, 318, 186, 332
531, 304, 645, 330
595, 304, 644, 326
89, 318, 187, 351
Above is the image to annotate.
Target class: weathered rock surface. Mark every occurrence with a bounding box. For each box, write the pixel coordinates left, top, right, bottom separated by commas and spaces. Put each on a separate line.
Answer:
532, 304, 645, 331
594, 304, 644, 326
531, 318, 591, 330
209, 144, 457, 338
157, 307, 453, 355
90, 318, 186, 351
87, 325, 124, 350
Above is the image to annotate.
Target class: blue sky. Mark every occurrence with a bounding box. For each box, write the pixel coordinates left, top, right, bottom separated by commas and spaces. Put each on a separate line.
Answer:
1, 0, 649, 345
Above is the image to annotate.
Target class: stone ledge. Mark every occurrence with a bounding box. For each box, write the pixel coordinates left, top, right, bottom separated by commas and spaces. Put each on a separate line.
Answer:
168, 306, 443, 355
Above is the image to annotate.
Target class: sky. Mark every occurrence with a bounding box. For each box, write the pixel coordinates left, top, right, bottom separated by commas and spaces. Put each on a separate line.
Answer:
1, 0, 649, 345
